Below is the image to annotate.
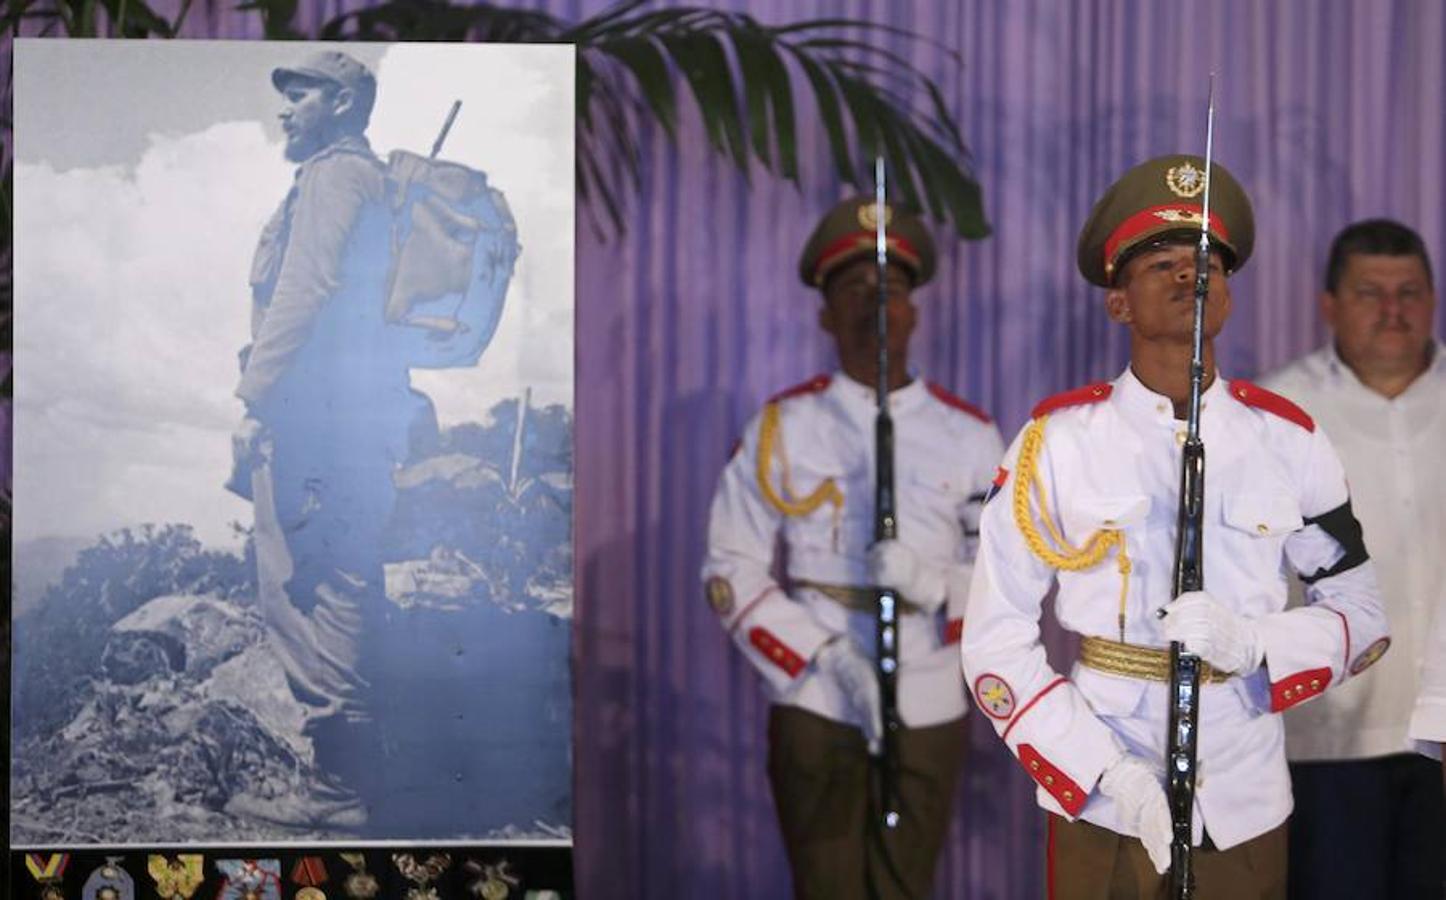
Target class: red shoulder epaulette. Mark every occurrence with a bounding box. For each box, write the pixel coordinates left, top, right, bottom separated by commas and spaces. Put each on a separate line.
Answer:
1228, 379, 1315, 432
926, 381, 993, 423
767, 373, 831, 404
1030, 382, 1113, 419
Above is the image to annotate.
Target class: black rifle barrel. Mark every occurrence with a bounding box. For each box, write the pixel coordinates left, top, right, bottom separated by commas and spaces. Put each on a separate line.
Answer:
1165, 76, 1217, 900
873, 157, 902, 831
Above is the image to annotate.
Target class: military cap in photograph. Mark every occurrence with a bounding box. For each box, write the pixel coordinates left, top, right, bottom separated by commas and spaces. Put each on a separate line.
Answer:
272, 50, 378, 107
798, 194, 938, 288
1076, 154, 1255, 287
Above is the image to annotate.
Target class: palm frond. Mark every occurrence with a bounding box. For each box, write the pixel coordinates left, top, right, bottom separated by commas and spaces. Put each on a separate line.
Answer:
1, 0, 990, 239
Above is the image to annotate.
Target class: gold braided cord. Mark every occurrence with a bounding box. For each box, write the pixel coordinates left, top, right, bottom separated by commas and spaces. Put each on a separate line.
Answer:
1012, 415, 1133, 640
756, 401, 843, 519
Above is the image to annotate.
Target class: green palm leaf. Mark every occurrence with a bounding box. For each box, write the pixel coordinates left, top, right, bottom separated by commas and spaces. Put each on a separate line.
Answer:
1, 0, 991, 240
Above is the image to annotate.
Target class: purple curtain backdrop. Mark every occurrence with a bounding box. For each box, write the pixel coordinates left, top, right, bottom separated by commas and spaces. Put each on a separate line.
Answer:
7, 1, 1446, 897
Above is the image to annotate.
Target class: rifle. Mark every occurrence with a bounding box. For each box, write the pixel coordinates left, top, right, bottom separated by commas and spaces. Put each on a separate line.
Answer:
872, 156, 902, 831
1164, 77, 1216, 900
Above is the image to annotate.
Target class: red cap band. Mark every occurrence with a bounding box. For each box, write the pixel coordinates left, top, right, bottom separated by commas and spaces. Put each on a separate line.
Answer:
813, 233, 922, 285
1103, 204, 1230, 277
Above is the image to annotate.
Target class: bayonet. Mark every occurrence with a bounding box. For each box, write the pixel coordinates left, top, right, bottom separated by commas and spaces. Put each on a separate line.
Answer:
1165, 73, 1216, 900
873, 155, 902, 831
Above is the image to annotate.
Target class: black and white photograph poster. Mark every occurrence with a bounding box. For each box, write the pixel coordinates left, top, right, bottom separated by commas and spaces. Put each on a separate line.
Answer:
12, 39, 575, 845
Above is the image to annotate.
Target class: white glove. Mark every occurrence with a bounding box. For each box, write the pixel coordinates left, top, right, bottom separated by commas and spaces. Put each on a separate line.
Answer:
1160, 590, 1264, 674
1098, 754, 1173, 875
867, 539, 948, 613
815, 637, 883, 755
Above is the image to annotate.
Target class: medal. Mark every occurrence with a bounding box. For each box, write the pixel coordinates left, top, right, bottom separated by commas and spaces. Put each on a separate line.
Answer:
465, 859, 520, 900
338, 854, 379, 900
393, 853, 452, 900
215, 859, 282, 900
82, 857, 134, 900
147, 854, 204, 899
290, 855, 329, 900
26, 853, 70, 898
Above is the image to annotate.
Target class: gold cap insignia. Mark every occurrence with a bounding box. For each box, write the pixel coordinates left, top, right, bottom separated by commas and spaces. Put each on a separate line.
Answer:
857, 202, 893, 231
1152, 208, 1206, 226
1165, 162, 1205, 198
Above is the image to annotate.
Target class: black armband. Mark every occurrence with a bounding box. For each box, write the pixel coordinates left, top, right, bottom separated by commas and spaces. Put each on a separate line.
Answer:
1299, 499, 1370, 585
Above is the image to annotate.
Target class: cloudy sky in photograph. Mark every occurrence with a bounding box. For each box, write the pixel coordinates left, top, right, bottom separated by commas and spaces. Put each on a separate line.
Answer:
14, 40, 574, 548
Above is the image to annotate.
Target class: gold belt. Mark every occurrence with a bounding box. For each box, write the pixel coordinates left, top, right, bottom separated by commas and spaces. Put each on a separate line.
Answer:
792, 579, 924, 616
1079, 635, 1231, 684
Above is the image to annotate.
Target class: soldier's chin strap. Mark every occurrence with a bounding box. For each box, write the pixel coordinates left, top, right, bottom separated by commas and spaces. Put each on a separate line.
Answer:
1012, 415, 1132, 642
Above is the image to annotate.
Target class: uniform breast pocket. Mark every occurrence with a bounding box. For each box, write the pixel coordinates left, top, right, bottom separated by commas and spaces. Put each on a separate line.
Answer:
1059, 494, 1152, 544
902, 460, 969, 547
781, 466, 858, 551
1221, 492, 1303, 538
1220, 492, 1302, 578
905, 458, 960, 503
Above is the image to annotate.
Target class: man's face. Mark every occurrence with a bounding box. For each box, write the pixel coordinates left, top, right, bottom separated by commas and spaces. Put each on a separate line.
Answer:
278, 79, 342, 162
1104, 242, 1232, 344
818, 257, 916, 370
1321, 253, 1436, 375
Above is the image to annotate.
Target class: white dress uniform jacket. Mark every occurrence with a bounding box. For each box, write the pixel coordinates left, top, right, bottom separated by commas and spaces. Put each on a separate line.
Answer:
1262, 342, 1446, 761
703, 372, 1004, 729
960, 368, 1389, 850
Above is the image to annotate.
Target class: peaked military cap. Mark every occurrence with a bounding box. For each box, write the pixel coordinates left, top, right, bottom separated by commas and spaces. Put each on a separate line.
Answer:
799, 195, 937, 288
272, 50, 377, 112
1076, 154, 1254, 287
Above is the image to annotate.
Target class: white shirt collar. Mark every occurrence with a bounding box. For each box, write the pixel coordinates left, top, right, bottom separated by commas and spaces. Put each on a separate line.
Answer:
1113, 365, 1228, 425
830, 369, 929, 415
1322, 339, 1445, 391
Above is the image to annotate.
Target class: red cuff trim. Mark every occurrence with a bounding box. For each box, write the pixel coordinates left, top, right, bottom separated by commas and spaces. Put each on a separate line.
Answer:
1002, 676, 1068, 740
1103, 204, 1230, 275
944, 618, 963, 645
1270, 666, 1333, 712
1018, 744, 1086, 817
749, 627, 806, 678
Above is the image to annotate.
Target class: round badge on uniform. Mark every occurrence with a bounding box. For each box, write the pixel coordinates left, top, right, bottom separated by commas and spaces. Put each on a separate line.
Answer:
705, 576, 735, 616
973, 673, 1016, 719
1350, 637, 1391, 675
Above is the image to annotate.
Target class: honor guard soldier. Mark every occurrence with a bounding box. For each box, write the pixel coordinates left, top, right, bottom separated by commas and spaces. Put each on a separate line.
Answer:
702, 196, 1005, 899
959, 156, 1390, 899
1262, 219, 1446, 899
